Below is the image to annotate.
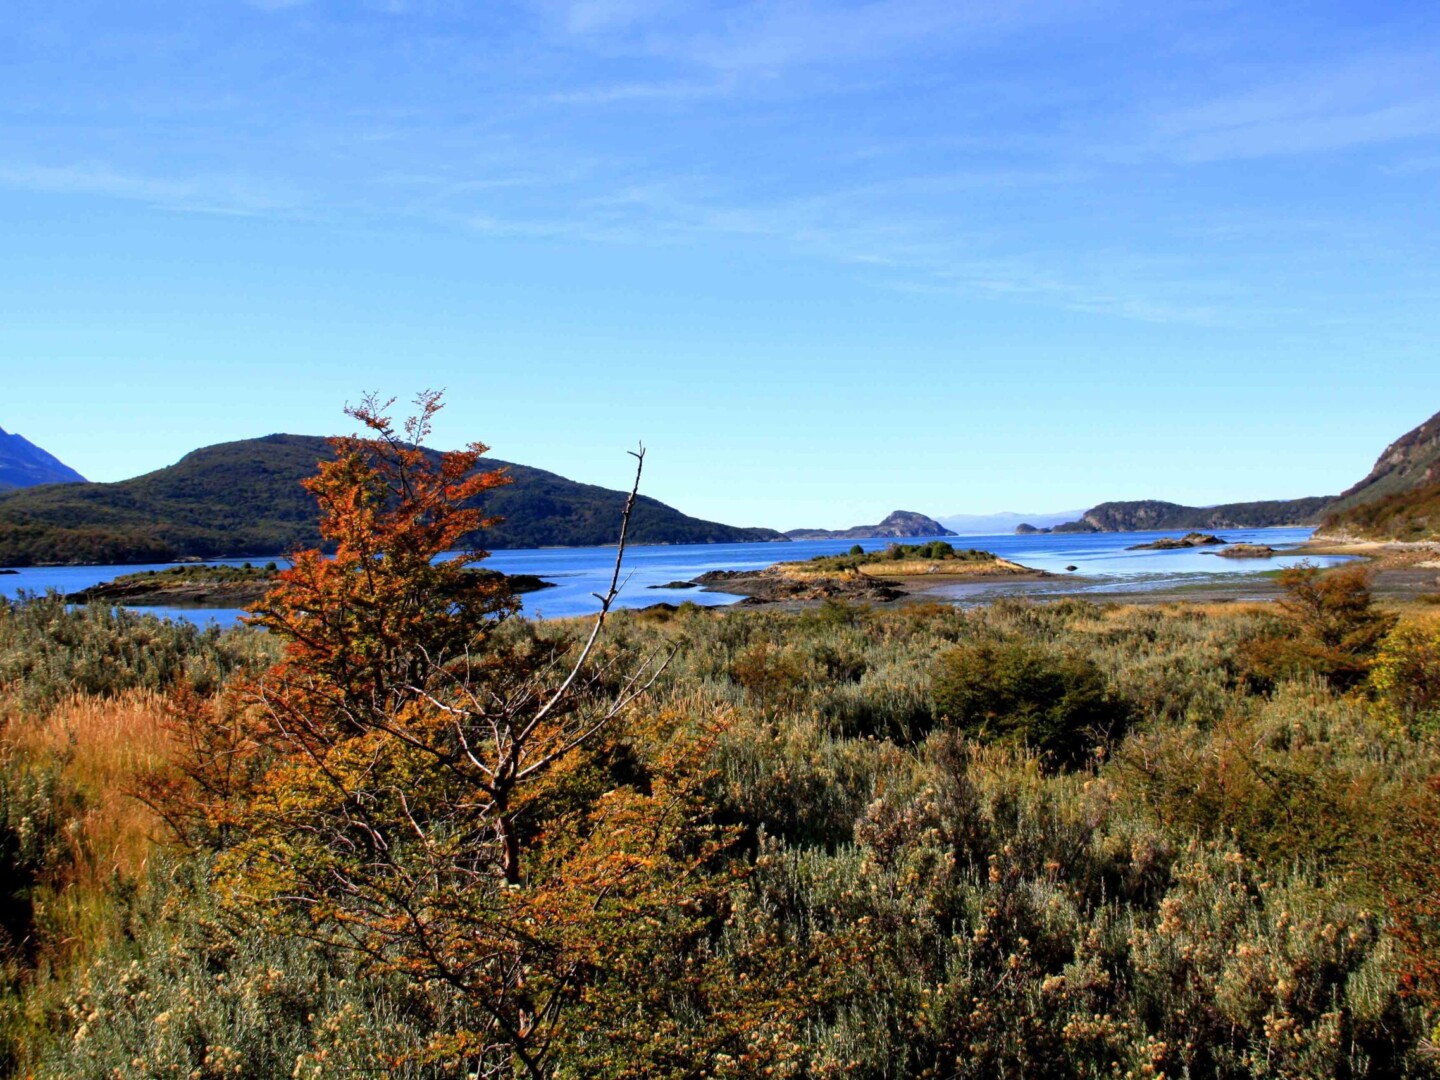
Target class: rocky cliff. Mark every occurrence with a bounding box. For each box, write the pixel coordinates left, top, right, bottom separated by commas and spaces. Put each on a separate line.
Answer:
1323, 409, 1440, 519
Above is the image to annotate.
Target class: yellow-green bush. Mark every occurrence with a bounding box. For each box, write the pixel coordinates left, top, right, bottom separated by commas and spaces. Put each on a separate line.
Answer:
1372, 623, 1440, 736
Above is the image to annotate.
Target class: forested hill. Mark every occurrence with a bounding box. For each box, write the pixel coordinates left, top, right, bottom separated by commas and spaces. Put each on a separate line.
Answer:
0, 434, 784, 566
784, 510, 956, 540
1047, 496, 1333, 533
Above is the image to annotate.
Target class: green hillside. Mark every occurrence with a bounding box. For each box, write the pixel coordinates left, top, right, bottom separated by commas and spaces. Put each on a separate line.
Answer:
1319, 482, 1440, 542
0, 434, 783, 566
1320, 409, 1440, 539
1325, 409, 1440, 518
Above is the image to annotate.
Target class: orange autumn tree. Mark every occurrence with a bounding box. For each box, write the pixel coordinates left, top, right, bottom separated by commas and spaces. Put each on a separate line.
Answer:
251, 389, 519, 711
205, 392, 796, 1078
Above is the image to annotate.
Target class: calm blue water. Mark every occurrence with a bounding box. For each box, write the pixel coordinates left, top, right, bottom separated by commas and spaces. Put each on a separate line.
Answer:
0, 527, 1351, 629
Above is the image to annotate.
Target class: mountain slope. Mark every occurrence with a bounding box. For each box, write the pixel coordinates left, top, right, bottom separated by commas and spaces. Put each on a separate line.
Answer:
1319, 483, 1440, 542
1319, 409, 1440, 540
0, 427, 86, 490
1037, 409, 1440, 538
0, 434, 783, 566
1322, 409, 1440, 514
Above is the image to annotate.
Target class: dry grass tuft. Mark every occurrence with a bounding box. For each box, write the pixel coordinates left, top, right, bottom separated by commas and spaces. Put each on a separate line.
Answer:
2, 689, 173, 903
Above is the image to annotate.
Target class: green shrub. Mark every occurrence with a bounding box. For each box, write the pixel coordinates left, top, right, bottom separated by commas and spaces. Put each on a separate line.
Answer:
31, 861, 479, 1079
931, 639, 1124, 765
0, 594, 275, 710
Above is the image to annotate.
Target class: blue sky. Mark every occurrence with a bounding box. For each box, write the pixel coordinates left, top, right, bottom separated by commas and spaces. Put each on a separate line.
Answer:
3, 1, 1439, 529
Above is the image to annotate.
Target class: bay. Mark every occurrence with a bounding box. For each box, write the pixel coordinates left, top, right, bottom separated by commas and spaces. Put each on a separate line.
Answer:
0, 527, 1352, 629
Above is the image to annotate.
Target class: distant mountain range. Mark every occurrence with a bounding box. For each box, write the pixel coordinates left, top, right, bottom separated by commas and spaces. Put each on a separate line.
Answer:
1037, 496, 1333, 534
0, 427, 86, 490
784, 510, 954, 541
937, 509, 1086, 535
1020, 408, 1440, 541
0, 434, 783, 567
6, 406, 1439, 567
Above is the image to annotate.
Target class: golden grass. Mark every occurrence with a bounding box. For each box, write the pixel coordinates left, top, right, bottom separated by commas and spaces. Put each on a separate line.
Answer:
854, 557, 1033, 578
1, 690, 175, 940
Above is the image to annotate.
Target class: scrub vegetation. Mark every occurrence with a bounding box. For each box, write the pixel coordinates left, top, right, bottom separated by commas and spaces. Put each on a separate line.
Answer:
1, 399, 1438, 1078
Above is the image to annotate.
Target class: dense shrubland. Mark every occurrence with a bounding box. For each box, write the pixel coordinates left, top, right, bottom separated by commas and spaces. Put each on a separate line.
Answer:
1, 589, 1437, 1076
0, 407, 1437, 1076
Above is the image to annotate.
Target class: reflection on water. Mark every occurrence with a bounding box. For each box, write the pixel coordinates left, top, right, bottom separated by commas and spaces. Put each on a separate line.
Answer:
0, 527, 1353, 628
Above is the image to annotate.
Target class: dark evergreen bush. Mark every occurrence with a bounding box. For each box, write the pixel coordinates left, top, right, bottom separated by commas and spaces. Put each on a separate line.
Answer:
931, 638, 1124, 764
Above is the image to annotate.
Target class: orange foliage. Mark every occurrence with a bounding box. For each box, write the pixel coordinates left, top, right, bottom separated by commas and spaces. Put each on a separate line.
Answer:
155, 392, 762, 1077
1243, 564, 1396, 689
249, 389, 517, 713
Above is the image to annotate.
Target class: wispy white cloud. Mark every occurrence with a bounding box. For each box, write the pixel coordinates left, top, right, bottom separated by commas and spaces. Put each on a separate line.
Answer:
447, 170, 1229, 326
535, 0, 1107, 74
0, 162, 300, 216
672, 0, 1041, 73
887, 251, 1230, 325
11, 1, 1439, 335
1144, 49, 1440, 162
1385, 153, 1440, 175
542, 77, 733, 106
553, 0, 682, 35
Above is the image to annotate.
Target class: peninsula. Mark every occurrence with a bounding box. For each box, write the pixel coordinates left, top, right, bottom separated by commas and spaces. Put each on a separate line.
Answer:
65, 563, 555, 608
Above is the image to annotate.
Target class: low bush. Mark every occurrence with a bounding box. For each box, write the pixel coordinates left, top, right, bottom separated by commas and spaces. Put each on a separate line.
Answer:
930, 638, 1125, 765
2, 589, 1439, 1075
1241, 565, 1396, 691
1372, 622, 1440, 737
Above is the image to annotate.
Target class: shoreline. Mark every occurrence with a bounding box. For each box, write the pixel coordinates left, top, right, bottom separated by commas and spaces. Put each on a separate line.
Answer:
680, 537, 1440, 613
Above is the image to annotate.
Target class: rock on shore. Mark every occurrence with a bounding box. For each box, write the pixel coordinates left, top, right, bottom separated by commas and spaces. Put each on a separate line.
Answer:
1127, 532, 1228, 551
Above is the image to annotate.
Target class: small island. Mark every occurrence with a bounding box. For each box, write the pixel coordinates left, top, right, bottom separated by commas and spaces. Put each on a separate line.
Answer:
1127, 532, 1228, 551
1212, 543, 1279, 559
690, 541, 1047, 605
66, 563, 556, 608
